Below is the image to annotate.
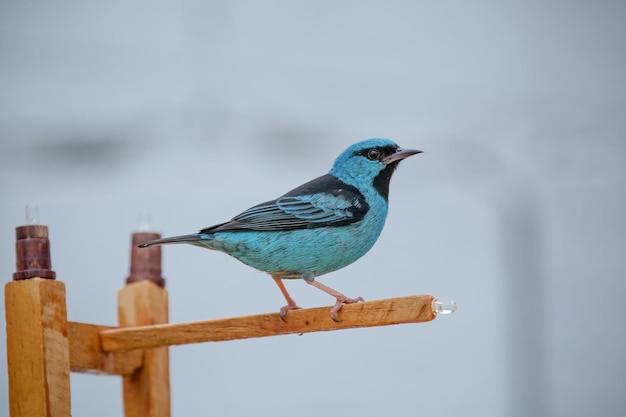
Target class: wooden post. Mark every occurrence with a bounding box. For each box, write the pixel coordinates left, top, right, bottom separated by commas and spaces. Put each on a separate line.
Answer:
118, 232, 170, 417
4, 224, 71, 417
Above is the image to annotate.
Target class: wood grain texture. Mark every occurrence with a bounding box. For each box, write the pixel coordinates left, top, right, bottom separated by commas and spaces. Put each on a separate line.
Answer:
102, 294, 436, 352
118, 281, 170, 417
68, 321, 142, 375
4, 278, 71, 417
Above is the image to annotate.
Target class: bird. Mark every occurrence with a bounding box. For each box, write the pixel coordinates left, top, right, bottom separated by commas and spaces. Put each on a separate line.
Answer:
139, 138, 421, 321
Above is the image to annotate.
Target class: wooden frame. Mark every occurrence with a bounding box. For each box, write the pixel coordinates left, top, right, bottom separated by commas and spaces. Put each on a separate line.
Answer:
4, 225, 442, 417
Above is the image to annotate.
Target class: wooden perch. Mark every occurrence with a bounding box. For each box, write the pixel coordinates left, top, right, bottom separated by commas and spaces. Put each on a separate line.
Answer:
99, 294, 436, 353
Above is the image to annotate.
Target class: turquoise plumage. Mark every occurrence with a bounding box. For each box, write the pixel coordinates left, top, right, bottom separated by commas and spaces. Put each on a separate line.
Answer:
139, 138, 421, 320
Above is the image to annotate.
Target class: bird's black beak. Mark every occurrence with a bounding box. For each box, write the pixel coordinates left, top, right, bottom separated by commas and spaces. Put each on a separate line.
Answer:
383, 148, 423, 164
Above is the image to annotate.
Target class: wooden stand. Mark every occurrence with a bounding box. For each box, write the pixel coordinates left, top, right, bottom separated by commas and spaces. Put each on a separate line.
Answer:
119, 281, 170, 417
5, 279, 71, 417
5, 224, 70, 417
4, 223, 443, 416
118, 232, 170, 417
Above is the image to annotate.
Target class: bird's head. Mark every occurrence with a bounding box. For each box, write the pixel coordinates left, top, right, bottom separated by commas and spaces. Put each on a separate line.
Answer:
329, 138, 422, 200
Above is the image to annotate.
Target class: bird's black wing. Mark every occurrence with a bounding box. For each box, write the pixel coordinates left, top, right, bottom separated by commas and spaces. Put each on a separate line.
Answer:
200, 174, 369, 233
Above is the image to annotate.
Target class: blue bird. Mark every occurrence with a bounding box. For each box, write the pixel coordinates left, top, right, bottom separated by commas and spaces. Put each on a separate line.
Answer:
139, 138, 421, 321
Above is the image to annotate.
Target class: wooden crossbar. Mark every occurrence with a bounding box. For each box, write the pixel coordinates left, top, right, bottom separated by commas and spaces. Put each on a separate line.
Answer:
97, 294, 436, 353
68, 322, 143, 375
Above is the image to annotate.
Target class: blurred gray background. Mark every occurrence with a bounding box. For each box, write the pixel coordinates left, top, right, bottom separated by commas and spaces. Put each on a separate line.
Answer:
1, 1, 625, 416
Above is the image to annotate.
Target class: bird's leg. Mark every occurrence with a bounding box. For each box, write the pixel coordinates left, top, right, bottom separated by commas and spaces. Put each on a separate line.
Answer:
304, 278, 364, 322
273, 277, 301, 321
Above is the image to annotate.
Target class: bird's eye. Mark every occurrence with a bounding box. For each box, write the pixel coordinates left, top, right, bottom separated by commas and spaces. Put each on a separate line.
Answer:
367, 148, 381, 161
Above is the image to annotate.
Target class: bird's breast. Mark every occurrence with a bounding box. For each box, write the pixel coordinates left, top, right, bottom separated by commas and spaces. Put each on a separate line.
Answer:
201, 201, 387, 279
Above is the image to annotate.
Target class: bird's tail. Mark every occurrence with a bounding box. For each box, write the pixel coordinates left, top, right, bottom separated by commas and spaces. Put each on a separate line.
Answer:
137, 233, 202, 248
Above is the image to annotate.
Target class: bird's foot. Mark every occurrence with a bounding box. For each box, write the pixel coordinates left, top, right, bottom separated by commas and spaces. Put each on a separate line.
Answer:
279, 303, 302, 322
330, 295, 364, 322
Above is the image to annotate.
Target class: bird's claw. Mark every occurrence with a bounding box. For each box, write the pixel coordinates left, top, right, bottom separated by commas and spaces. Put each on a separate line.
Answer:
279, 304, 302, 322
330, 296, 364, 322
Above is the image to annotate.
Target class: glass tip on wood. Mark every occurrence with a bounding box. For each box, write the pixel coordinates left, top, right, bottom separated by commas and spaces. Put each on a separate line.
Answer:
137, 211, 152, 232
25, 204, 39, 224
432, 298, 457, 315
